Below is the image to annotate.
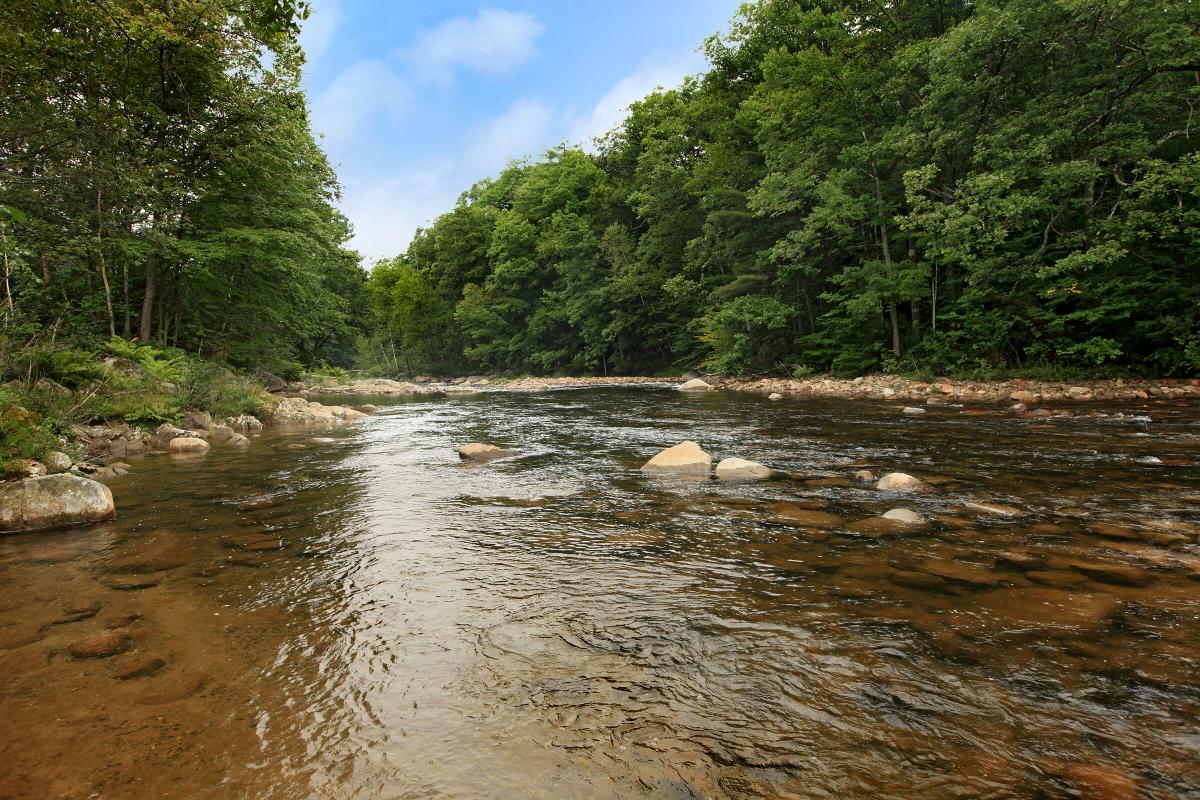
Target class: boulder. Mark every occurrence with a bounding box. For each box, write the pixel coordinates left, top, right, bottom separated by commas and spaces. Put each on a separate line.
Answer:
714, 457, 775, 480
767, 392, 783, 401
223, 414, 264, 434
876, 472, 927, 493
1009, 390, 1037, 404
19, 460, 47, 477
207, 424, 235, 444
255, 371, 287, 391
182, 409, 213, 430
881, 508, 926, 525
168, 437, 209, 453
458, 443, 513, 462
43, 451, 72, 473
853, 469, 877, 483
641, 441, 712, 476
678, 378, 714, 391
0, 474, 116, 533
228, 433, 250, 446
154, 423, 188, 443
902, 406, 927, 415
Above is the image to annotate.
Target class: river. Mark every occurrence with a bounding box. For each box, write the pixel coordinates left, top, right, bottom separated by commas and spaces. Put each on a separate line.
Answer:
1, 387, 1198, 799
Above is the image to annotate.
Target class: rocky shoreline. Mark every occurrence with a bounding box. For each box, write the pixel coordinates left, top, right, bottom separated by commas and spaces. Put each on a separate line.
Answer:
4, 370, 1197, 534
291, 372, 1200, 405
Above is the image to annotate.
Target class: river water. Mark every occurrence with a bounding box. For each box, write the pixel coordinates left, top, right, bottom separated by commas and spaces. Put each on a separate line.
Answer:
1, 387, 1198, 799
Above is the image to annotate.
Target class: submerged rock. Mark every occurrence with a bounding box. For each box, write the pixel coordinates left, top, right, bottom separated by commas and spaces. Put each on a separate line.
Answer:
0, 474, 116, 533
678, 378, 713, 391
68, 631, 131, 659
902, 406, 926, 415
458, 443, 513, 462
881, 508, 926, 525
876, 472, 927, 493
640, 441, 712, 476
964, 501, 1022, 518
768, 392, 783, 400
714, 457, 774, 480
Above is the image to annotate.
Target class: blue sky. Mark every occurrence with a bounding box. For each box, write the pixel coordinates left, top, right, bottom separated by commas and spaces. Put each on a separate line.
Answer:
298, 1, 744, 263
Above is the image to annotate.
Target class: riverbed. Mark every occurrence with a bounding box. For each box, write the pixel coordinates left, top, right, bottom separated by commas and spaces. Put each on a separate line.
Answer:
1, 387, 1198, 799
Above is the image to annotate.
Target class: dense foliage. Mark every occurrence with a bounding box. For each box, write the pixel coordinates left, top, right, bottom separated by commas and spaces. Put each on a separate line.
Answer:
0, 0, 365, 376
367, 0, 1199, 378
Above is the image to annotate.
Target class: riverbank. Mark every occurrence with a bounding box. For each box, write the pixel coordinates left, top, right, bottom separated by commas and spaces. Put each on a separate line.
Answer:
292, 373, 1200, 404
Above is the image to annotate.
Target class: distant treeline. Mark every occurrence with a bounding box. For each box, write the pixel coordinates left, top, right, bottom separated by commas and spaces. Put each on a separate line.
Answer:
366, 0, 1199, 378
0, 1, 366, 375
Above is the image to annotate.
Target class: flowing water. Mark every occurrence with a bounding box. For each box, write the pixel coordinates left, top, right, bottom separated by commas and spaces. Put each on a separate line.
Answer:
1, 387, 1199, 799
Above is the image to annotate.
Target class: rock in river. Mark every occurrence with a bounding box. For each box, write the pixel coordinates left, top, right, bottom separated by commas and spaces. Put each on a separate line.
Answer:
68, 631, 131, 659
678, 378, 713, 391
0, 474, 116, 533
169, 437, 210, 453
876, 472, 927, 493
714, 457, 775, 480
881, 508, 926, 525
641, 441, 712, 476
458, 443, 513, 462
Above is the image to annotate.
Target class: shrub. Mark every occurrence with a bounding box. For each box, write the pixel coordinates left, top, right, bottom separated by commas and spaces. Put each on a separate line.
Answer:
0, 404, 60, 480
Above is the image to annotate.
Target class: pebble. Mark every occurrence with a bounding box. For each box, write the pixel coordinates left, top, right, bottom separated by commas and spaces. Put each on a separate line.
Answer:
68, 631, 131, 659
115, 656, 167, 681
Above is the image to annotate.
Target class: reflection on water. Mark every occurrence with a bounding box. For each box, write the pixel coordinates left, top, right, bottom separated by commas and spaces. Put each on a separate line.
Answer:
1, 388, 1198, 799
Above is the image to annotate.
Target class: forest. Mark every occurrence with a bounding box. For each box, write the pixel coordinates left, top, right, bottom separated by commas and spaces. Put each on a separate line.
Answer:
0, 0, 365, 378
366, 0, 1200, 379
2, 0, 1198, 389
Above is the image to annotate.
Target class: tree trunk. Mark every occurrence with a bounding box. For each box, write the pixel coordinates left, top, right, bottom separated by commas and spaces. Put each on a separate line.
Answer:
122, 260, 130, 338
139, 252, 156, 343
95, 187, 116, 338
871, 170, 902, 358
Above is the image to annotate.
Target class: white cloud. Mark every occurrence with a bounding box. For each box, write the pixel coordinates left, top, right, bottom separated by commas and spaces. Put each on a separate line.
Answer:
408, 8, 545, 81
310, 59, 411, 153
461, 98, 553, 175
298, 0, 342, 69
341, 97, 555, 263
568, 54, 703, 147
340, 163, 460, 266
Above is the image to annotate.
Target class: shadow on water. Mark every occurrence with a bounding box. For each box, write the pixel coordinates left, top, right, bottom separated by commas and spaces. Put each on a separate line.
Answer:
1, 387, 1198, 798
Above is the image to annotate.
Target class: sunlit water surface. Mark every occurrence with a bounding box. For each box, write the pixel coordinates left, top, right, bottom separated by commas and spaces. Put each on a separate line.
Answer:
1, 388, 1198, 799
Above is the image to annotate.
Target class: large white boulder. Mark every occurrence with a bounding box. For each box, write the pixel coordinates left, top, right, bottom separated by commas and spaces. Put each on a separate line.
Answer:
881, 508, 926, 525
715, 457, 775, 480
0, 474, 116, 533
641, 441, 712, 476
678, 378, 713, 391
876, 472, 928, 493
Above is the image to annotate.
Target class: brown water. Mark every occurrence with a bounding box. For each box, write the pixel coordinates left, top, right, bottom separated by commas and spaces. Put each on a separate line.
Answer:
2, 388, 1199, 799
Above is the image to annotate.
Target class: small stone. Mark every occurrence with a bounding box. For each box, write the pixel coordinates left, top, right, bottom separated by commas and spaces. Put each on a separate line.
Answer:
44, 451, 73, 472
714, 457, 775, 480
115, 657, 167, 681
767, 392, 783, 401
853, 469, 876, 483
1008, 403, 1027, 413
69, 631, 131, 659
770, 506, 843, 528
1010, 390, 1037, 403
881, 508, 925, 525
106, 576, 160, 591
902, 406, 926, 415
876, 473, 927, 493
963, 501, 1023, 518
458, 443, 514, 462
